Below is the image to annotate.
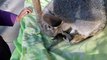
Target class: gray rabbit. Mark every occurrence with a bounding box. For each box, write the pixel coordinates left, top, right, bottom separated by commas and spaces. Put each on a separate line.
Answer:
40, 0, 107, 44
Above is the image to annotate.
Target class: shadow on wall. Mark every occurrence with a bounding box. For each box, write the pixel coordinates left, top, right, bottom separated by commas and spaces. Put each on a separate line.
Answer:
0, 0, 6, 6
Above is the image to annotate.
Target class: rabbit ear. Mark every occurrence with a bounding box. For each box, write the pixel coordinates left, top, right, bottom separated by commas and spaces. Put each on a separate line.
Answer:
32, 0, 42, 17
43, 14, 62, 27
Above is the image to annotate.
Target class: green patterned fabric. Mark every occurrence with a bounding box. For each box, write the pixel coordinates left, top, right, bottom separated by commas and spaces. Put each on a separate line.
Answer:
11, 0, 107, 60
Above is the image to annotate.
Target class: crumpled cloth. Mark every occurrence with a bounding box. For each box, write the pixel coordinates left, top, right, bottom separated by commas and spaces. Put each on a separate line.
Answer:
11, 0, 107, 60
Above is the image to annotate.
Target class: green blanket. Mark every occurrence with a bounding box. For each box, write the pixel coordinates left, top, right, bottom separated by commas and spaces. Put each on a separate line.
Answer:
11, 0, 107, 60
